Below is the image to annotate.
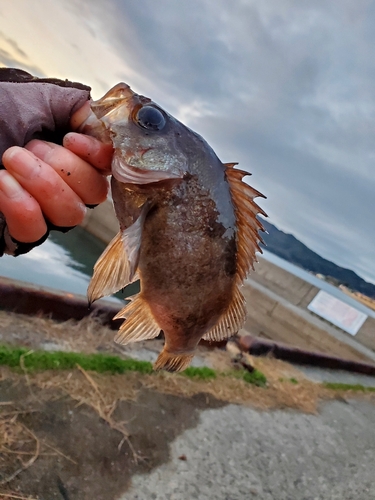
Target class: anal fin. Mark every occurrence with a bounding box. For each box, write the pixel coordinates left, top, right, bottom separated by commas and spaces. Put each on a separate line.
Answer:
114, 294, 161, 345
87, 203, 148, 304
202, 286, 246, 342
153, 349, 194, 372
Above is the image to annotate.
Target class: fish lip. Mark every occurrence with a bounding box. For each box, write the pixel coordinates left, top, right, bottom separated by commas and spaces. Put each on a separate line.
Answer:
92, 86, 153, 125
112, 147, 186, 184
112, 160, 184, 185
90, 82, 135, 119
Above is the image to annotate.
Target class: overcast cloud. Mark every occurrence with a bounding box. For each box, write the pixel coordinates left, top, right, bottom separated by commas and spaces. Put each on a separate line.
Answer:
1, 0, 374, 282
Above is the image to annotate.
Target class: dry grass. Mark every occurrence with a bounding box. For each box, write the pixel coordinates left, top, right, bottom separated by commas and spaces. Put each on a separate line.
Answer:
0, 401, 80, 496
0, 408, 41, 490
1, 308, 375, 493
0, 492, 39, 499
0, 356, 374, 493
0, 310, 115, 354
1, 307, 374, 417
0, 357, 351, 416
0, 366, 78, 494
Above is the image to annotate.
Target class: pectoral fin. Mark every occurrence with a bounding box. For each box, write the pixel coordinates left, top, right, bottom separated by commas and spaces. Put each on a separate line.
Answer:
87, 204, 149, 304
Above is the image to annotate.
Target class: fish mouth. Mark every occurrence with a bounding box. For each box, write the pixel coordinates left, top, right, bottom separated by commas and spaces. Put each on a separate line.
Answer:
88, 82, 187, 184
91, 83, 152, 123
78, 83, 137, 140
112, 156, 184, 185
113, 145, 186, 185
90, 82, 136, 119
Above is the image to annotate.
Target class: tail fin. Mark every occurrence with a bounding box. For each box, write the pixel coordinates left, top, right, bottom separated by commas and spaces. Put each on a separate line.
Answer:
153, 348, 194, 372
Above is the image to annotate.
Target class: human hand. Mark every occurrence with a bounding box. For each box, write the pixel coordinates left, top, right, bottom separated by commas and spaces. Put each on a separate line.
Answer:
0, 134, 113, 244
0, 69, 113, 256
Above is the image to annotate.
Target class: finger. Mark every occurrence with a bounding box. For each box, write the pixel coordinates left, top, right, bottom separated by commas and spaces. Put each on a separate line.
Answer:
70, 100, 92, 130
25, 140, 109, 204
2, 147, 86, 228
63, 133, 113, 173
0, 170, 47, 243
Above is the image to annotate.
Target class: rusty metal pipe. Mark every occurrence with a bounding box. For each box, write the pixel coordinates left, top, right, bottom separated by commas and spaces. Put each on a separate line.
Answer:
2, 277, 375, 377
238, 335, 375, 376
0, 276, 122, 329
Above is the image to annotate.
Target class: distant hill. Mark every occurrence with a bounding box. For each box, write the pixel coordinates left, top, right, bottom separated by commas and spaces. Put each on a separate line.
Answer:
259, 218, 375, 299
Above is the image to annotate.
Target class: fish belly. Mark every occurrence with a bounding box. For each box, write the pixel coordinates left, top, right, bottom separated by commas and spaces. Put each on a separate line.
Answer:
138, 181, 237, 353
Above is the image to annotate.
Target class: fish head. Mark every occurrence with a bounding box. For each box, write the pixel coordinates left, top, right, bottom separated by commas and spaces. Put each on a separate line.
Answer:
88, 83, 190, 184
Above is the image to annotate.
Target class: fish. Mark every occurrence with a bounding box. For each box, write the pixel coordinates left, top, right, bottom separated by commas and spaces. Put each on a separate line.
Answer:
79, 83, 266, 372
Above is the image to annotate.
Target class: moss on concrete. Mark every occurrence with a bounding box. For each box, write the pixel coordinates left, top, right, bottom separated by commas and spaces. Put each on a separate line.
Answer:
0, 344, 266, 386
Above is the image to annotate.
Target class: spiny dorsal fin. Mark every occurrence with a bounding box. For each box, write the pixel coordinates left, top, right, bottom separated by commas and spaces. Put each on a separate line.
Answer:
225, 164, 267, 282
87, 204, 148, 304
113, 294, 161, 345
153, 349, 194, 372
202, 286, 246, 342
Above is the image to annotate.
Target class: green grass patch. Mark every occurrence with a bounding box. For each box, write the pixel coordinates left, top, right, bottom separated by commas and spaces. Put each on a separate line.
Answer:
227, 368, 267, 387
242, 369, 267, 387
323, 382, 375, 392
183, 366, 217, 380
278, 377, 299, 385
0, 344, 267, 386
0, 344, 153, 374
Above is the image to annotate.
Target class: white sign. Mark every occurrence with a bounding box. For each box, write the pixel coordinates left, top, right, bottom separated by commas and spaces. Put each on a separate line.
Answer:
308, 290, 367, 335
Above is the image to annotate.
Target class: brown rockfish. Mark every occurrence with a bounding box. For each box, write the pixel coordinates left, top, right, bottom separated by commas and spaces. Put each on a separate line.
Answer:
79, 83, 266, 372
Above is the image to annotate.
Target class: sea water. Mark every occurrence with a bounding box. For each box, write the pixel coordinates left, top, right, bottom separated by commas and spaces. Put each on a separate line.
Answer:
0, 226, 137, 301
0, 227, 372, 317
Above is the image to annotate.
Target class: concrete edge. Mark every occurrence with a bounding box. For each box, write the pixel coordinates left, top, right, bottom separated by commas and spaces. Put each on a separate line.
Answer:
245, 278, 375, 364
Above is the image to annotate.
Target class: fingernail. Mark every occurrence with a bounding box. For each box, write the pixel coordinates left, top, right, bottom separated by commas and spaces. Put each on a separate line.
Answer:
0, 172, 23, 199
63, 132, 75, 142
26, 139, 53, 149
25, 140, 54, 161
3, 148, 41, 179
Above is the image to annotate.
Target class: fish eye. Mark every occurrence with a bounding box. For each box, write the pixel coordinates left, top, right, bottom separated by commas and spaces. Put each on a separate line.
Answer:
136, 106, 166, 131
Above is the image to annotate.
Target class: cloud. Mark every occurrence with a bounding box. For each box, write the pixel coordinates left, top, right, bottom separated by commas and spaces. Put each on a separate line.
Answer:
0, 32, 45, 76
107, 0, 374, 284
0, 0, 374, 284
0, 31, 27, 58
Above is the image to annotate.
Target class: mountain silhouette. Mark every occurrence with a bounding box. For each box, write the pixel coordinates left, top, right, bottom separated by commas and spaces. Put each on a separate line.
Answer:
260, 218, 375, 299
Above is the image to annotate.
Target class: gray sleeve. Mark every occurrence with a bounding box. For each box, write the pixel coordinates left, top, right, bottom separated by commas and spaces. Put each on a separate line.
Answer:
0, 69, 91, 256
0, 82, 90, 159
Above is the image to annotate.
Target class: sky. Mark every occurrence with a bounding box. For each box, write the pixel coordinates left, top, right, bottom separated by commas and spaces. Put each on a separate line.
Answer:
0, 0, 374, 283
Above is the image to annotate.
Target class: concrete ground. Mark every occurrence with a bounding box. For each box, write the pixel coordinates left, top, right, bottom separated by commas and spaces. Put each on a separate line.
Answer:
297, 365, 375, 387
123, 399, 375, 500
122, 352, 375, 500
2, 310, 375, 500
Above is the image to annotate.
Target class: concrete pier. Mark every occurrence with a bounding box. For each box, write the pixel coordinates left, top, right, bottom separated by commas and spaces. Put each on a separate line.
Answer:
81, 200, 375, 363
81, 199, 118, 244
